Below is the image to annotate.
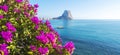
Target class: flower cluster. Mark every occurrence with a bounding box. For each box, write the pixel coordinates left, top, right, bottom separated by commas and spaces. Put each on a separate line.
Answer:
0, 15, 4, 19
0, 0, 75, 55
46, 32, 56, 45
34, 4, 39, 8
0, 43, 9, 55
36, 31, 57, 45
1, 31, 13, 42
36, 33, 49, 44
30, 45, 36, 51
6, 22, 16, 32
34, 4, 38, 13
34, 28, 75, 55
13, 8, 20, 13
38, 47, 49, 55
64, 42, 75, 54
16, 0, 23, 3
45, 20, 54, 31
0, 4, 8, 12
24, 12, 30, 17
31, 16, 40, 24
0, 22, 16, 43
30, 45, 49, 55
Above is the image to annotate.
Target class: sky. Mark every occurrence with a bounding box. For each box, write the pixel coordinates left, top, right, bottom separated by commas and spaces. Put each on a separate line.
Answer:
30, 0, 120, 19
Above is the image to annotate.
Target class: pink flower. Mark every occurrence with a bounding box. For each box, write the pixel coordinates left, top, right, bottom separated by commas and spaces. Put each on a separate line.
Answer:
6, 22, 16, 32
58, 37, 62, 43
34, 4, 39, 8
16, 0, 22, 3
27, 4, 32, 8
46, 32, 56, 44
34, 9, 37, 13
27, 4, 32, 10
24, 12, 30, 17
36, 33, 49, 44
0, 5, 2, 9
0, 15, 4, 19
38, 47, 49, 55
30, 45, 37, 51
40, 30, 44, 34
34, 25, 39, 30
2, 4, 8, 12
31, 16, 40, 24
49, 26, 54, 31
45, 20, 50, 25
13, 8, 20, 13
0, 31, 13, 42
45, 20, 54, 31
0, 43, 9, 55
54, 31, 60, 37
29, 7, 33, 10
53, 44, 63, 54
64, 41, 75, 54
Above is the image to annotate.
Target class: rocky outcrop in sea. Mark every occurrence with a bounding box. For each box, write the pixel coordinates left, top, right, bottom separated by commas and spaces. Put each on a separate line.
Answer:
53, 10, 73, 20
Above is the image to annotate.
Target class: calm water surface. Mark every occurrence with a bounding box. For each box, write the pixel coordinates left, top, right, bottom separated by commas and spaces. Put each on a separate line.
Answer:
50, 19, 120, 55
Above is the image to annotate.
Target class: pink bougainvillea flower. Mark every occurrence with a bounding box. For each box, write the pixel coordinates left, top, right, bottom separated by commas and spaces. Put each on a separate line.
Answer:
45, 20, 50, 25
49, 26, 54, 31
34, 25, 39, 30
24, 12, 30, 17
16, 0, 23, 3
13, 8, 20, 13
36, 33, 49, 44
58, 37, 62, 43
54, 31, 60, 37
31, 16, 40, 24
34, 8, 37, 13
0, 5, 2, 9
27, 4, 32, 8
0, 43, 9, 55
54, 31, 61, 42
53, 44, 63, 54
34, 4, 39, 8
0, 15, 4, 19
46, 32, 56, 44
39, 30, 44, 34
38, 47, 49, 55
27, 4, 33, 10
53, 44, 62, 49
45, 20, 54, 31
64, 41, 75, 54
29, 7, 33, 10
30, 45, 37, 51
6, 22, 16, 32
1, 31, 13, 42
2, 4, 8, 12
39, 19, 42, 23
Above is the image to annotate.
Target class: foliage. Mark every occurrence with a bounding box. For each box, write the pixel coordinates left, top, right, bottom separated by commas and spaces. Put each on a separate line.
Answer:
0, 0, 75, 55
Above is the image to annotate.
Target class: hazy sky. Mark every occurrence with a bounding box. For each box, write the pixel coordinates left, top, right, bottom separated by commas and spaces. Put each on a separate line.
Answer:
30, 0, 120, 19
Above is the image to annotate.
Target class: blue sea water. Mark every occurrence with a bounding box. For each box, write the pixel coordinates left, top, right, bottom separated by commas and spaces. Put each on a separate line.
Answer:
50, 19, 120, 55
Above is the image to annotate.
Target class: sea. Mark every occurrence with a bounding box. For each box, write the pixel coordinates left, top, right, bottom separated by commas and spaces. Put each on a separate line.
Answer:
50, 19, 120, 55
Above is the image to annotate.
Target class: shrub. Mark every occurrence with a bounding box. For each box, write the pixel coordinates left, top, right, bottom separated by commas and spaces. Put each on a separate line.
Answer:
0, 0, 75, 55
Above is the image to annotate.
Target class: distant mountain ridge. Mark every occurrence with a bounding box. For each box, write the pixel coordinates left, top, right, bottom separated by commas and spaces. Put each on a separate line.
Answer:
53, 10, 73, 20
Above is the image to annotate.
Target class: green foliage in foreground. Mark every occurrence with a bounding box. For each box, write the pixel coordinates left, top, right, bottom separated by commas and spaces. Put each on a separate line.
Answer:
0, 0, 75, 55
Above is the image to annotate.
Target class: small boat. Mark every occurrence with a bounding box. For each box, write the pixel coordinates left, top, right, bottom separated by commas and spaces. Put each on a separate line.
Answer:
56, 26, 64, 29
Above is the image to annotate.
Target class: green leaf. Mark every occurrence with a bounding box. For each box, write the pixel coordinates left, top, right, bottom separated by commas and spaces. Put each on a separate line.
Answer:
2, 25, 7, 30
27, 51, 33, 55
